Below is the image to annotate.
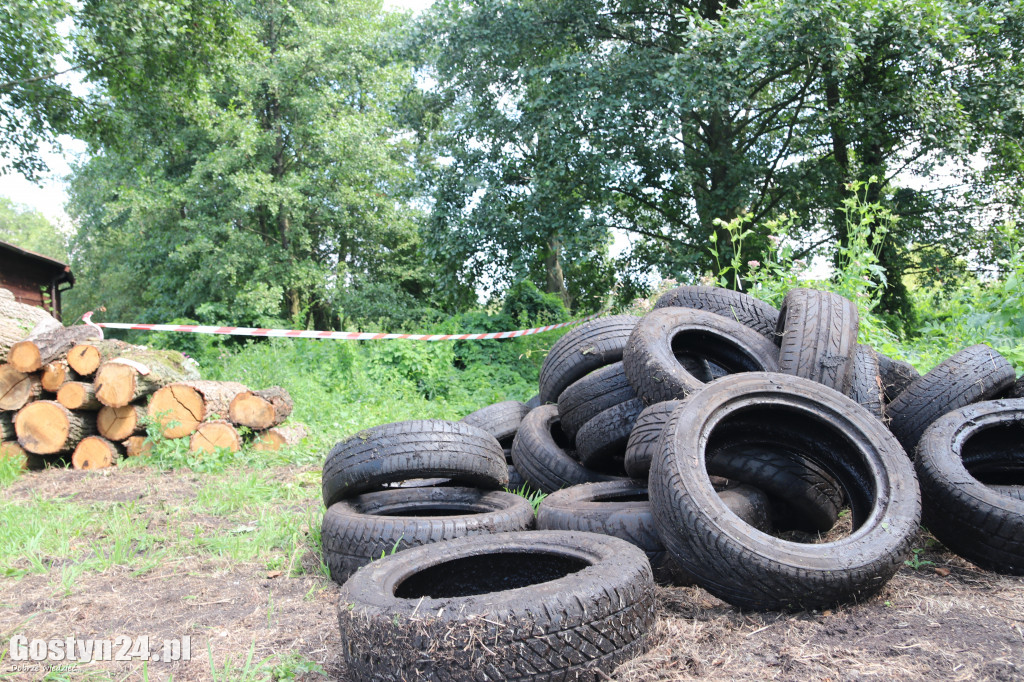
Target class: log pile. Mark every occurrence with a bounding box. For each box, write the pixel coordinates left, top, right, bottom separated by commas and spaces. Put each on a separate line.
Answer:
0, 289, 304, 471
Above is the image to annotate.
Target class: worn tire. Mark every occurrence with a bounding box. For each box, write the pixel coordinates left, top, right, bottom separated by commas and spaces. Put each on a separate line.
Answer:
915, 399, 1024, 575
774, 288, 859, 392
576, 398, 645, 472
623, 307, 779, 404
539, 315, 639, 404
557, 362, 637, 439
322, 487, 535, 584
650, 373, 921, 611
526, 394, 542, 409
624, 400, 683, 479
1009, 375, 1024, 400
887, 345, 1016, 456
877, 352, 921, 403
537, 481, 772, 585
322, 420, 508, 506
847, 344, 885, 420
461, 400, 532, 451
654, 285, 780, 341
511, 405, 626, 493
337, 530, 656, 681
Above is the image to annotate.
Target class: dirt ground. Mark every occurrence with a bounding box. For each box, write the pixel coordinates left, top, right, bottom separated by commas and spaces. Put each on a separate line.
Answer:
1, 468, 1022, 681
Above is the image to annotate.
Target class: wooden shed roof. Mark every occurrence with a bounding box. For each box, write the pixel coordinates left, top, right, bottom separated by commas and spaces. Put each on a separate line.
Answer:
0, 239, 75, 286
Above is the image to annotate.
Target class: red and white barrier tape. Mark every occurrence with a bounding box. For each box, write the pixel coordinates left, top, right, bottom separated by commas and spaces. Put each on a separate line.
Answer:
81, 311, 602, 341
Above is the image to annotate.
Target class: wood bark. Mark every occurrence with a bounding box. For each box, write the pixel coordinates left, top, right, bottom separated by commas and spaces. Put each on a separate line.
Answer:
72, 436, 122, 470
57, 381, 102, 410
0, 289, 62, 363
228, 386, 293, 430
97, 404, 147, 441
15, 400, 97, 454
189, 420, 241, 454
123, 436, 153, 458
148, 380, 249, 438
8, 325, 103, 373
41, 359, 77, 392
252, 423, 308, 451
67, 339, 134, 376
94, 348, 200, 408
0, 365, 43, 410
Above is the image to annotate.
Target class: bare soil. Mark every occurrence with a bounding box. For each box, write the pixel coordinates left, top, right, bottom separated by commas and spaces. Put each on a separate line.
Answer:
1, 467, 1022, 681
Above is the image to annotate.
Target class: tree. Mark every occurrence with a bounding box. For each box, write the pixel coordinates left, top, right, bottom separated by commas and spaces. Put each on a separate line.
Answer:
67, 0, 431, 329
0, 197, 67, 260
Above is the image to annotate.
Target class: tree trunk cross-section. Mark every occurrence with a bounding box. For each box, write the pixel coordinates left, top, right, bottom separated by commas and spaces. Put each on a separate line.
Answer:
148, 380, 249, 438
67, 339, 134, 377
123, 436, 153, 458
8, 325, 102, 373
41, 359, 77, 392
72, 436, 121, 470
189, 420, 241, 455
97, 404, 147, 441
57, 381, 102, 411
94, 348, 200, 408
15, 400, 97, 455
0, 365, 43, 410
228, 386, 293, 429
252, 423, 308, 451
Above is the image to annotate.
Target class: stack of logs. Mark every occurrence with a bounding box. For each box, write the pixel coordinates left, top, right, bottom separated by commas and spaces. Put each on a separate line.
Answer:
0, 289, 303, 470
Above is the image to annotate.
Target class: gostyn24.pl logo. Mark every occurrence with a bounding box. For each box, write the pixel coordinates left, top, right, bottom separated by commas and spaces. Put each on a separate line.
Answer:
8, 635, 191, 663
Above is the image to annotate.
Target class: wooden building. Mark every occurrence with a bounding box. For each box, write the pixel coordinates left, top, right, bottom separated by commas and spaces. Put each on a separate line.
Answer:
0, 240, 75, 321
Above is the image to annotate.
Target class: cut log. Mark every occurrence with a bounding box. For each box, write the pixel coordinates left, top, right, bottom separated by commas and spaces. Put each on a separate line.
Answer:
57, 381, 102, 411
8, 325, 103, 373
0, 289, 63, 363
123, 436, 153, 458
189, 420, 241, 455
0, 412, 14, 441
72, 436, 121, 470
15, 400, 97, 454
41, 359, 77, 392
148, 380, 249, 438
0, 365, 43, 410
97, 403, 147, 441
252, 423, 309, 451
94, 348, 200, 408
228, 386, 294, 429
0, 441, 45, 470
67, 339, 134, 377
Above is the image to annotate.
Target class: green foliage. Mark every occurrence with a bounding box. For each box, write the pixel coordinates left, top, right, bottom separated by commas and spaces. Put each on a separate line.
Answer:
0, 197, 67, 260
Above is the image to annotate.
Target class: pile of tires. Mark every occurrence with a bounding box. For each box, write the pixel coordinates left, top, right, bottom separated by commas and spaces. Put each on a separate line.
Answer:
321, 419, 656, 680
323, 284, 1023, 678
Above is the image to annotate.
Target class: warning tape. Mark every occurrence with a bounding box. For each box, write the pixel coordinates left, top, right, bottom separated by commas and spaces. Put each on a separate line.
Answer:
81, 311, 602, 341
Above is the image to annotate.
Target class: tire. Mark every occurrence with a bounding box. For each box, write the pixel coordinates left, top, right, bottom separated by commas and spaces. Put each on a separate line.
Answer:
337, 530, 656, 681
461, 400, 531, 451
536, 481, 772, 585
575, 398, 645, 472
322, 420, 508, 507
623, 400, 844, 531
774, 288, 859, 392
887, 344, 1016, 456
510, 405, 626, 493
624, 400, 682, 480
557, 361, 637, 439
847, 344, 884, 420
991, 485, 1024, 501
506, 463, 526, 490
322, 487, 536, 584
877, 352, 920, 403
650, 372, 921, 611
654, 285, 780, 342
915, 399, 1024, 575
526, 394, 542, 409
538, 315, 639, 404
623, 307, 780, 404
1009, 375, 1024, 399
